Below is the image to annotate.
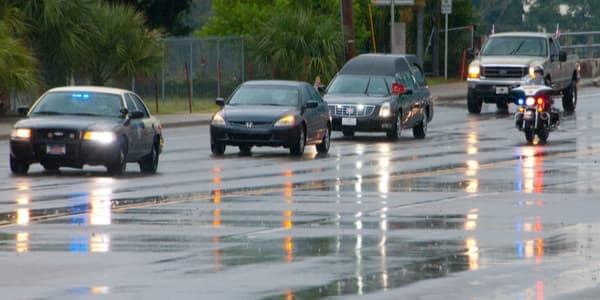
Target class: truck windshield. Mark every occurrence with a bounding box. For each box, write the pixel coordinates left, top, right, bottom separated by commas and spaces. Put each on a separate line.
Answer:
481, 36, 547, 57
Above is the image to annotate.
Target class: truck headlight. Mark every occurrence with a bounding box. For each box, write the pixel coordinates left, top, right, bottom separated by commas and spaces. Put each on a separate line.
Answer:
468, 65, 480, 79
211, 112, 225, 126
379, 102, 391, 117
11, 128, 31, 140
83, 131, 116, 144
529, 65, 543, 79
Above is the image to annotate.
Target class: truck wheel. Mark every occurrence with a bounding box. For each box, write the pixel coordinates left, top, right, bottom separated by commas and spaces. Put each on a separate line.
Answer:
467, 90, 482, 114
562, 79, 577, 112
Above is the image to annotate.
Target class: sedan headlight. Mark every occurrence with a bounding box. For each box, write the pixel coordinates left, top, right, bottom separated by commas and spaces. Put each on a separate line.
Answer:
211, 112, 225, 126
11, 128, 31, 140
83, 131, 116, 144
379, 102, 391, 117
274, 115, 295, 127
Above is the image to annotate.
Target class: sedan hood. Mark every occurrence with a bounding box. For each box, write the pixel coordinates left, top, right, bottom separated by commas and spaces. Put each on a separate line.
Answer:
14, 115, 122, 131
323, 94, 392, 105
221, 105, 297, 122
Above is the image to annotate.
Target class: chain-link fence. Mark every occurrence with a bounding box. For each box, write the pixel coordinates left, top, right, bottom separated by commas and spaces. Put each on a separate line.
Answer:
129, 36, 247, 113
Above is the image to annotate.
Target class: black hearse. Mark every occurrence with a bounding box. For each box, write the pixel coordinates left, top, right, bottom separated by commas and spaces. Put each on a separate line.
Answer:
323, 53, 433, 140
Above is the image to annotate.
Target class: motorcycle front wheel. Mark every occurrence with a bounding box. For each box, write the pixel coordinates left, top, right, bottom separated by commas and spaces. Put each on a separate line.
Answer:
524, 128, 535, 144
537, 128, 549, 145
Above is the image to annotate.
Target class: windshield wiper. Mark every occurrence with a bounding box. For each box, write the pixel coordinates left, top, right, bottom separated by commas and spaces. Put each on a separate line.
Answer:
510, 40, 526, 55
70, 112, 103, 116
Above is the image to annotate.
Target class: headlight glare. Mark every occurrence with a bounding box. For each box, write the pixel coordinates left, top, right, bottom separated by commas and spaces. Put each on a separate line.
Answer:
83, 131, 116, 144
274, 115, 295, 127
11, 128, 31, 140
468, 65, 480, 79
379, 102, 391, 117
211, 113, 225, 126
525, 97, 535, 106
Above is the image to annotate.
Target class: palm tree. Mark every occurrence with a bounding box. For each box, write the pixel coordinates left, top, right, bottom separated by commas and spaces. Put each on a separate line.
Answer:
0, 1, 37, 114
17, 0, 91, 86
83, 3, 163, 85
251, 8, 344, 82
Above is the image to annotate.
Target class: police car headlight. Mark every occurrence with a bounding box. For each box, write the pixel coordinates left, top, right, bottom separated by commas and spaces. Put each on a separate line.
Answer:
11, 128, 31, 140
83, 131, 116, 144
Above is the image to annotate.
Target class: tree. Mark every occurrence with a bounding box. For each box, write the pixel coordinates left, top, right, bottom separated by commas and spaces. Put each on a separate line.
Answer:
104, 0, 195, 36
251, 8, 344, 81
83, 3, 162, 85
17, 0, 93, 86
0, 1, 37, 113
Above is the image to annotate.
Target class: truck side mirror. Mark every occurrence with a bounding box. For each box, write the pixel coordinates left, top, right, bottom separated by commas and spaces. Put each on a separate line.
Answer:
558, 50, 567, 62
215, 97, 225, 107
466, 48, 477, 60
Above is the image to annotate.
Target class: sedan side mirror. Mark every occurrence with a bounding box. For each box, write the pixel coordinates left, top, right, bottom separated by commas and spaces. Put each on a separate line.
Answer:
216, 97, 225, 107
16, 106, 30, 117
129, 111, 145, 119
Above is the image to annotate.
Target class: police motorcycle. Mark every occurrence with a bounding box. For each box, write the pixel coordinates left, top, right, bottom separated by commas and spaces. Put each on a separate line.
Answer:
512, 76, 560, 145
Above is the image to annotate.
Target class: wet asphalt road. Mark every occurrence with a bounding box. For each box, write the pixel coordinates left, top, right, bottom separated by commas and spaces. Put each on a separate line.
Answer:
1, 88, 600, 299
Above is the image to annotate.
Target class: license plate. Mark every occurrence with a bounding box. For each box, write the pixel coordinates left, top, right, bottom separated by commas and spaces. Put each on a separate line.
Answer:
496, 87, 509, 94
46, 144, 66, 155
342, 117, 357, 126
524, 110, 534, 120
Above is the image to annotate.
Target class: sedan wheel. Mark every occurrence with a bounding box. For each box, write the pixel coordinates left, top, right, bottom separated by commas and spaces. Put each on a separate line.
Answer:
211, 142, 226, 155
290, 127, 305, 156
412, 113, 427, 139
386, 113, 402, 140
316, 126, 331, 154
107, 144, 127, 175
139, 142, 159, 174
10, 156, 29, 175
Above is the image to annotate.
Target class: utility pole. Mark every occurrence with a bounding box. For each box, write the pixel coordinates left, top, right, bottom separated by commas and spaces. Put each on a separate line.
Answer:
340, 0, 355, 62
432, 0, 440, 77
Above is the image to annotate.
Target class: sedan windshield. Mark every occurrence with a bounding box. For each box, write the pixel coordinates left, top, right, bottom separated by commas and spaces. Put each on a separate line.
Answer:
30, 92, 123, 117
481, 36, 547, 57
327, 75, 390, 96
228, 85, 299, 106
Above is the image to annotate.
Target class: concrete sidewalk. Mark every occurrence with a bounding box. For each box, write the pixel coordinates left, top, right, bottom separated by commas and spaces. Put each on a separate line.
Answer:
1, 78, 595, 140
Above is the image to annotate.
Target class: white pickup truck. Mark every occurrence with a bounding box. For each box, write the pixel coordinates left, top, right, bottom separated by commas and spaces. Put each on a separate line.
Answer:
466, 32, 579, 113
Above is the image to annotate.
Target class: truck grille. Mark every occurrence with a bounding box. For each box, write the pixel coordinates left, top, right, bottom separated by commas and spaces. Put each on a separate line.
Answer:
482, 66, 527, 78
328, 104, 376, 117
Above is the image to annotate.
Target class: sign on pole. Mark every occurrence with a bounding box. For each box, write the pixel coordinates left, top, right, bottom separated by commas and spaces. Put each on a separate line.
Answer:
371, 0, 414, 6
441, 0, 452, 14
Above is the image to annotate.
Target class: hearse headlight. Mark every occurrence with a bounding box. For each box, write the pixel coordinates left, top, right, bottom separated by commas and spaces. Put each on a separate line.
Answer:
83, 131, 116, 144
379, 102, 391, 117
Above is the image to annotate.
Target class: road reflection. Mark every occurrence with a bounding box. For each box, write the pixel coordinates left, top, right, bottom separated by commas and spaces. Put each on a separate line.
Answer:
464, 131, 480, 193
516, 146, 544, 193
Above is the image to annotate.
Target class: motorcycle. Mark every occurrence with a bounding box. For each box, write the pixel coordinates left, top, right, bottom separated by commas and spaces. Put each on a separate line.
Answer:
512, 85, 560, 145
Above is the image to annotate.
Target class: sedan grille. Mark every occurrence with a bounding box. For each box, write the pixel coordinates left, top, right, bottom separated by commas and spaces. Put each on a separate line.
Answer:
328, 104, 376, 117
33, 128, 79, 143
481, 66, 527, 78
229, 121, 272, 128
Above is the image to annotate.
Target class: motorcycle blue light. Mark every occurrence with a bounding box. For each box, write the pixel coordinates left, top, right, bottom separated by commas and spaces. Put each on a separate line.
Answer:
517, 98, 524, 105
